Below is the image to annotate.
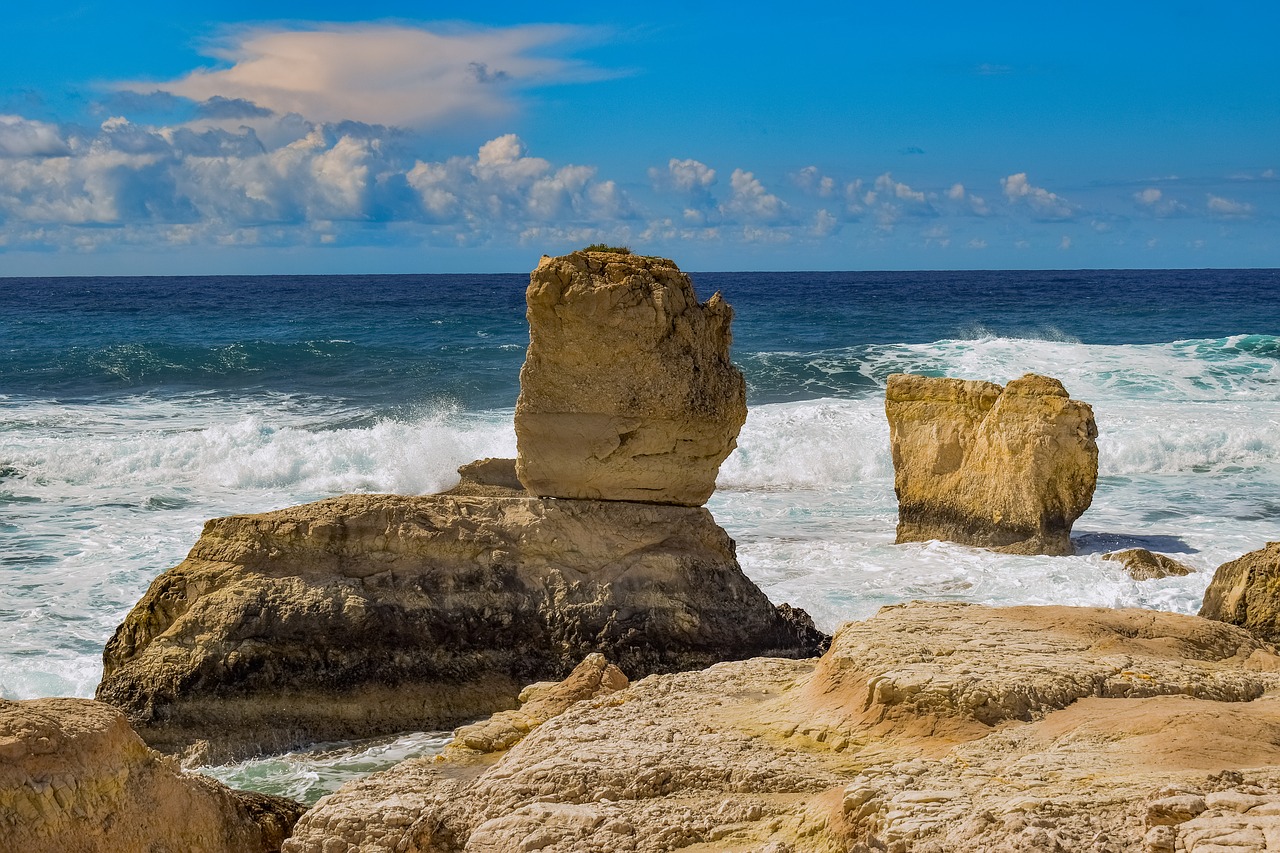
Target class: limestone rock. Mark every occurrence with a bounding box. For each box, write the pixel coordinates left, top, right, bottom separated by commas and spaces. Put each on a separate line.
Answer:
886, 372, 1099, 555
514, 251, 747, 506
96, 493, 823, 760
441, 458, 526, 497
1105, 548, 1196, 581
283, 602, 1280, 853
1200, 542, 1280, 643
0, 697, 302, 853
447, 653, 628, 757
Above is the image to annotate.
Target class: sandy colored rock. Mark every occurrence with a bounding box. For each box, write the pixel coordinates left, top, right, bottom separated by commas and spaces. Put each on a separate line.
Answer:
446, 653, 628, 757
0, 697, 301, 853
514, 251, 747, 506
283, 602, 1280, 852
886, 372, 1099, 555
1200, 542, 1280, 642
1105, 547, 1196, 581
96, 493, 823, 760
440, 458, 526, 497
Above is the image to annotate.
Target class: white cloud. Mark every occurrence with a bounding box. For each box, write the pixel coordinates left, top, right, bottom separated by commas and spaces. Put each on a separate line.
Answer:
666, 158, 717, 192
1059, 235, 1072, 250
968, 238, 988, 249
721, 169, 786, 221
1135, 188, 1162, 205
794, 166, 836, 197
120, 23, 604, 128
1133, 186, 1186, 217
1206, 194, 1254, 218
947, 183, 965, 200
0, 115, 71, 158
874, 172, 926, 204
1001, 172, 1075, 220
812, 208, 838, 237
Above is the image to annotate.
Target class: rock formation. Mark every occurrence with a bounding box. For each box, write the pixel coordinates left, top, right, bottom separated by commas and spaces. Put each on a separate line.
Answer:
439, 457, 525, 497
1200, 541, 1280, 642
0, 697, 301, 853
886, 372, 1099, 555
96, 493, 824, 760
1104, 547, 1196, 581
514, 251, 747, 506
445, 653, 628, 757
282, 602, 1280, 853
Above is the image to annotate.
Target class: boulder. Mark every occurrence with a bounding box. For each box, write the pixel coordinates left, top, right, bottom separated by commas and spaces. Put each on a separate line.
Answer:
514, 251, 747, 506
96, 493, 824, 761
1200, 542, 1280, 642
0, 697, 302, 853
886, 372, 1099, 555
281, 602, 1280, 853
1104, 548, 1196, 581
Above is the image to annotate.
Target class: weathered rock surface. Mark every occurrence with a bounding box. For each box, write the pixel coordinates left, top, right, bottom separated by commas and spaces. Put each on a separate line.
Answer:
515, 251, 747, 506
1105, 547, 1196, 581
1201, 542, 1280, 643
441, 458, 526, 498
0, 697, 301, 853
446, 652, 628, 757
887, 372, 1099, 555
96, 493, 823, 760
283, 602, 1280, 852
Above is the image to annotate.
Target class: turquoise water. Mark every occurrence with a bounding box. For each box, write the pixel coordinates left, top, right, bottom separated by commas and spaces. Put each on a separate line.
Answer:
1, 268, 1277, 798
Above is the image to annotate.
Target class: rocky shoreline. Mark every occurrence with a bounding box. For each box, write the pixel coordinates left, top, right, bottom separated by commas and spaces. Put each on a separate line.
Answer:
5, 251, 1280, 852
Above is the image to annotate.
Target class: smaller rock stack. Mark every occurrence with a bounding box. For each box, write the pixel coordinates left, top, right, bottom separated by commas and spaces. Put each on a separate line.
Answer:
886, 372, 1099, 556
515, 251, 747, 506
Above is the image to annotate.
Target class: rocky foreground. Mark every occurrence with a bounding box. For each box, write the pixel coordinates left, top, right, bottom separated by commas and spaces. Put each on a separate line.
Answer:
282, 601, 1280, 853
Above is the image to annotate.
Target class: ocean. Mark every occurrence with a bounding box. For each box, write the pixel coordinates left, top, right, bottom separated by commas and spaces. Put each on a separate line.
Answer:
2, 267, 1278, 802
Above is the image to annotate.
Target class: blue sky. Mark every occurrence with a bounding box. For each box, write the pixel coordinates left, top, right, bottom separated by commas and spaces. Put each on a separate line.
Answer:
1, 2, 1277, 273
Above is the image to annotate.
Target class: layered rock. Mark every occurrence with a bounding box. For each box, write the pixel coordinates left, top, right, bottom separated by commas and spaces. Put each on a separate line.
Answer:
0, 697, 301, 853
1200, 541, 1280, 642
1104, 547, 1196, 581
282, 602, 1280, 853
886, 372, 1099, 555
515, 251, 747, 506
96, 493, 824, 760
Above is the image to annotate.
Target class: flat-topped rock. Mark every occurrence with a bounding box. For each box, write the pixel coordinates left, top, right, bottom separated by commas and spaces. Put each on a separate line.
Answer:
515, 251, 747, 506
0, 697, 301, 853
886, 372, 1099, 555
95, 493, 823, 761
1200, 541, 1280, 642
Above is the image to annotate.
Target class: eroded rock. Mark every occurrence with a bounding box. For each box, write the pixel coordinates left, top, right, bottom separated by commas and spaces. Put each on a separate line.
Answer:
96, 493, 823, 760
1104, 548, 1196, 581
1200, 542, 1280, 643
283, 602, 1280, 853
0, 697, 301, 853
515, 251, 747, 506
886, 372, 1099, 555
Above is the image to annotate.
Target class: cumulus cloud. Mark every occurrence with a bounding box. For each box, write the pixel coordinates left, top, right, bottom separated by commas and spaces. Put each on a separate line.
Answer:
721, 169, 787, 221
120, 23, 606, 128
1133, 186, 1186, 217
0, 115, 70, 158
1001, 172, 1075, 220
1206, 194, 1254, 218
793, 165, 835, 197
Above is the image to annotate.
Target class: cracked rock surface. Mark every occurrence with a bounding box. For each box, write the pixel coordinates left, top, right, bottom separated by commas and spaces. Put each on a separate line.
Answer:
285, 602, 1280, 852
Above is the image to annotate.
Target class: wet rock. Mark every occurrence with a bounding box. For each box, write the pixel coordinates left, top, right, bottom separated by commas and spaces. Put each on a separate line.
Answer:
1105, 548, 1196, 580
96, 493, 824, 760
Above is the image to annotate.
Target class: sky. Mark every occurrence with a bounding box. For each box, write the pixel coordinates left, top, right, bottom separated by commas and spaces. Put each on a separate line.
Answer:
1, 1, 1277, 274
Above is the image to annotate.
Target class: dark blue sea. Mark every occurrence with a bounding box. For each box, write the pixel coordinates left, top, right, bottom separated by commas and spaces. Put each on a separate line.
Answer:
2, 267, 1278, 799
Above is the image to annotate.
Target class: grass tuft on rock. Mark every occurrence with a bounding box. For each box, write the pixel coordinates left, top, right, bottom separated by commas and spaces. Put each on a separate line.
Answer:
581, 244, 632, 254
